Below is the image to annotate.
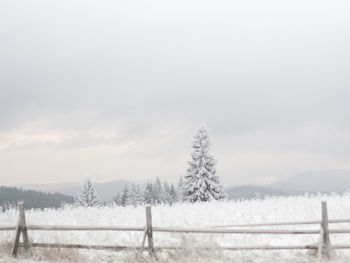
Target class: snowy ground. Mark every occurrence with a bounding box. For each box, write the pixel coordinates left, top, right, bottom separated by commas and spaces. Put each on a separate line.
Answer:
1, 193, 350, 262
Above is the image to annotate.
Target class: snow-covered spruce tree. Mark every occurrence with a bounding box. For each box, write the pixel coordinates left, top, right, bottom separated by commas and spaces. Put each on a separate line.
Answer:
121, 185, 129, 207
113, 193, 122, 206
183, 124, 225, 202
125, 184, 143, 207
162, 181, 172, 205
169, 184, 178, 205
143, 182, 154, 205
177, 176, 185, 203
76, 178, 100, 207
162, 182, 178, 205
153, 177, 163, 205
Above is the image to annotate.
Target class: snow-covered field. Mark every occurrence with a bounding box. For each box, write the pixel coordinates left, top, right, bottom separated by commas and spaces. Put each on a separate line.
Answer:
1, 193, 350, 262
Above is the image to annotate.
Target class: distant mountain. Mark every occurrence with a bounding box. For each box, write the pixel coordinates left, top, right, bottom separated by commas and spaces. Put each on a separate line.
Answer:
268, 170, 350, 192
18, 183, 81, 198
18, 180, 132, 201
0, 186, 74, 210
225, 185, 300, 200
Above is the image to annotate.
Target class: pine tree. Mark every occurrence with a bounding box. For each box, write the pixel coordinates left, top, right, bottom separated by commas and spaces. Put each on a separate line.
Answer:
162, 181, 171, 205
183, 124, 225, 202
121, 185, 129, 207
153, 177, 163, 205
76, 178, 100, 207
169, 184, 178, 205
113, 193, 122, 206
143, 182, 154, 205
126, 184, 143, 207
177, 176, 185, 203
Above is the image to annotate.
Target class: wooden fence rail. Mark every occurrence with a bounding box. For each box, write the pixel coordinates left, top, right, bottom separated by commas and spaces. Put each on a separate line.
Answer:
213, 218, 350, 228
26, 226, 145, 231
2, 201, 350, 260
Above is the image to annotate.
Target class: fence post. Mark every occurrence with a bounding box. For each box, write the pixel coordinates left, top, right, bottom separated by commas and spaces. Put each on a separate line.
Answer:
11, 219, 21, 256
11, 202, 29, 257
145, 205, 155, 255
19, 202, 29, 250
141, 206, 147, 251
317, 201, 334, 260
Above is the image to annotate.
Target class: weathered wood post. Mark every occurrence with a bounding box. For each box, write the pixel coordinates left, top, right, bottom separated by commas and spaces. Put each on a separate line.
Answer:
145, 205, 154, 255
11, 219, 21, 256
11, 202, 29, 257
19, 202, 29, 250
317, 201, 334, 260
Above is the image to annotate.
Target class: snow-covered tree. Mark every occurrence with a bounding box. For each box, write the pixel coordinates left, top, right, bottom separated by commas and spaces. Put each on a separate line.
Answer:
143, 182, 154, 205
113, 193, 122, 206
161, 182, 178, 206
177, 176, 185, 203
76, 178, 100, 207
162, 181, 171, 205
183, 124, 225, 202
126, 184, 143, 207
169, 184, 178, 205
121, 185, 129, 207
153, 177, 163, 205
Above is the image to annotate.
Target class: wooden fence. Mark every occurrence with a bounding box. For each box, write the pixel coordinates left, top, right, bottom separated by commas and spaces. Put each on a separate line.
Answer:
1, 201, 350, 260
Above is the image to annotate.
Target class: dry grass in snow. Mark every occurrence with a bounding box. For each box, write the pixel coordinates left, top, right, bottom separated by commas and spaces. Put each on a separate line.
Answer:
1, 193, 350, 262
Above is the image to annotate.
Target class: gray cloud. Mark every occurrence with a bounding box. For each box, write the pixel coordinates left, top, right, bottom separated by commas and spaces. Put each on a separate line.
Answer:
0, 0, 350, 185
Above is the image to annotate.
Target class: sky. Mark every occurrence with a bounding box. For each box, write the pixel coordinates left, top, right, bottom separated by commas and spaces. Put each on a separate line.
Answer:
0, 0, 350, 186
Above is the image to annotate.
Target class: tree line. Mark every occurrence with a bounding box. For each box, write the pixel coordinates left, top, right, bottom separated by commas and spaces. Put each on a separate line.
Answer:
113, 177, 183, 207
76, 124, 226, 207
0, 186, 74, 211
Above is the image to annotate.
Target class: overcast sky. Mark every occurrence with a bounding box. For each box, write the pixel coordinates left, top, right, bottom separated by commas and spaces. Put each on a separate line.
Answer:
0, 0, 350, 186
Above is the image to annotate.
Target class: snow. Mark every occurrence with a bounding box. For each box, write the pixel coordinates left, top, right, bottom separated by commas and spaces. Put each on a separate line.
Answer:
1, 193, 350, 262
